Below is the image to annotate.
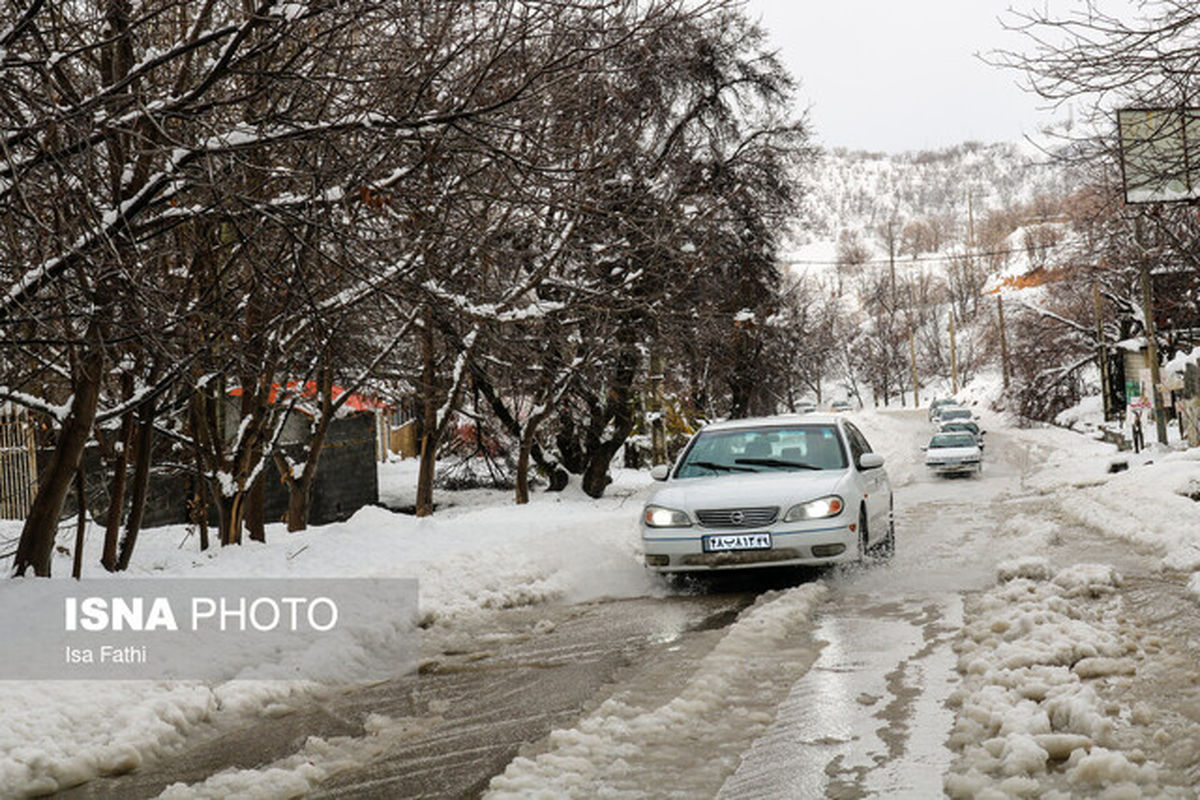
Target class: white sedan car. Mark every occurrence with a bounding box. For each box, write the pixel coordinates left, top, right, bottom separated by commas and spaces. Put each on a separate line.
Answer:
640, 415, 893, 574
924, 431, 983, 476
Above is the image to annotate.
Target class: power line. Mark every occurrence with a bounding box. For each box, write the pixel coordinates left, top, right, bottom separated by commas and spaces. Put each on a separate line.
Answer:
782, 244, 1057, 268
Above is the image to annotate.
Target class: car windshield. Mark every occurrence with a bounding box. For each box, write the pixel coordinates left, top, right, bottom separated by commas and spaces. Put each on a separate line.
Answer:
943, 422, 979, 435
929, 433, 977, 449
940, 408, 972, 421
676, 424, 847, 478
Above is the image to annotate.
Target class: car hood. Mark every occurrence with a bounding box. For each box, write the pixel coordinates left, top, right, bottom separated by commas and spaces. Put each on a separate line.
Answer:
649, 470, 847, 510
926, 446, 979, 459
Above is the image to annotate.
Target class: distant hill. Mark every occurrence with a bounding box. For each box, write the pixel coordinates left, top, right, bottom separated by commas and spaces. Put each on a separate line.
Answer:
788, 141, 1074, 268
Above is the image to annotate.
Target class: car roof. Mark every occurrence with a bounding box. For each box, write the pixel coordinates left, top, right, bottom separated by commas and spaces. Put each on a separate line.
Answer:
699, 413, 843, 433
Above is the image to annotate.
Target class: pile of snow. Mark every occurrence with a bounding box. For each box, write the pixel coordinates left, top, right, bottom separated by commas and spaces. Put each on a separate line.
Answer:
944, 560, 1190, 798
485, 583, 828, 799
1055, 394, 1105, 433
157, 713, 433, 799
1164, 346, 1200, 379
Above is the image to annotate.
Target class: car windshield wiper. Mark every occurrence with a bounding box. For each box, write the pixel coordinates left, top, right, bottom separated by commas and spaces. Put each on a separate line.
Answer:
734, 457, 821, 470
687, 460, 756, 473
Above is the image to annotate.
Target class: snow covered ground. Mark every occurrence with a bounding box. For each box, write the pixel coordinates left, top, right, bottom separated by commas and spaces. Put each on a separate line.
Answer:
2, 394, 1200, 798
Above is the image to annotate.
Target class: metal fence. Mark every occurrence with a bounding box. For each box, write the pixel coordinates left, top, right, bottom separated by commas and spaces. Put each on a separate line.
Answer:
0, 407, 38, 519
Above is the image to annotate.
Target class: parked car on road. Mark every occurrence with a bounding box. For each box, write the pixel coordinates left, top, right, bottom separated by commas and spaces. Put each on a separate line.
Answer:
923, 431, 983, 476
829, 399, 854, 413
795, 400, 818, 414
641, 415, 893, 574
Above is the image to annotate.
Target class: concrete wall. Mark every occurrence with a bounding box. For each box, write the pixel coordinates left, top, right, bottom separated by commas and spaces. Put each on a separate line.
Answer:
48, 411, 378, 530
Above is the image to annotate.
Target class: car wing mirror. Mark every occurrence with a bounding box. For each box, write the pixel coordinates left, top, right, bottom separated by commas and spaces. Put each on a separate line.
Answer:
649, 464, 670, 481
859, 453, 885, 469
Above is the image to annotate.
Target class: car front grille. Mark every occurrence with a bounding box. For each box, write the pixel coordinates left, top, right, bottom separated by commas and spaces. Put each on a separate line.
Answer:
696, 506, 779, 528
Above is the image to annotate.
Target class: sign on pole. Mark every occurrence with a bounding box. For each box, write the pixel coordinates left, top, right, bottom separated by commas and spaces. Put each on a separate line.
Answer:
1117, 107, 1200, 204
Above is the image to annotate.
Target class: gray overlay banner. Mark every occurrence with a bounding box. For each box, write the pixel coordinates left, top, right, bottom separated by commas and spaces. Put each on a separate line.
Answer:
0, 578, 418, 681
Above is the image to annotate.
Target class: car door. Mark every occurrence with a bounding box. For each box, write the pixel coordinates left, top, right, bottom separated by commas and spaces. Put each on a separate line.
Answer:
844, 422, 889, 542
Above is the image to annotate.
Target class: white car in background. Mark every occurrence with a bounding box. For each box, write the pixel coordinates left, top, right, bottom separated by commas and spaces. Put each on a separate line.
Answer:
924, 431, 983, 476
640, 415, 893, 574
928, 398, 957, 421
934, 406, 976, 426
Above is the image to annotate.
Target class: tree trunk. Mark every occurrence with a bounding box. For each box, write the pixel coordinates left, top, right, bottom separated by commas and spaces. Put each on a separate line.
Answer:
217, 489, 246, 546
415, 307, 437, 517
188, 424, 211, 551
116, 403, 155, 570
13, 347, 104, 577
278, 366, 334, 533
514, 414, 546, 505
100, 443, 129, 570
100, 410, 135, 571
72, 466, 87, 580
581, 440, 621, 498
415, 433, 437, 516
246, 474, 266, 542
286, 482, 310, 531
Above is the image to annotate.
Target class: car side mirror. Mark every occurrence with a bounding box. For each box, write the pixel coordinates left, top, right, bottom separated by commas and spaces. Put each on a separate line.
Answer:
859, 453, 885, 469
649, 464, 670, 481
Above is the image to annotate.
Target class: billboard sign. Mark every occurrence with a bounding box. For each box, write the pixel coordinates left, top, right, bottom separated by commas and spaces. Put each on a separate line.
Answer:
1117, 107, 1200, 204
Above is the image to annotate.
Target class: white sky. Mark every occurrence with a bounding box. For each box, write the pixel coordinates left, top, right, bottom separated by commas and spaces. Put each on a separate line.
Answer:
742, 0, 1062, 153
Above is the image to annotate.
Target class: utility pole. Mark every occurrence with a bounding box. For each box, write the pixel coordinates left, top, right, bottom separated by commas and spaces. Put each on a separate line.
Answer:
948, 312, 959, 395
909, 329, 920, 407
1140, 261, 1169, 445
1092, 283, 1111, 421
996, 294, 1010, 391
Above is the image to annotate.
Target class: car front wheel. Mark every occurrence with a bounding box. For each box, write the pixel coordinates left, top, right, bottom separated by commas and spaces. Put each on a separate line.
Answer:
875, 500, 895, 559
856, 505, 869, 564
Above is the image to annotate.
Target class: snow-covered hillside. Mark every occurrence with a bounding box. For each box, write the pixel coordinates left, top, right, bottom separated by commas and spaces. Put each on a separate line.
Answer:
790, 141, 1073, 266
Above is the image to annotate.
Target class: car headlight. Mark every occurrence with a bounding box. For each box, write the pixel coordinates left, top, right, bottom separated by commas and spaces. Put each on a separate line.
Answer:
643, 505, 692, 528
783, 495, 844, 522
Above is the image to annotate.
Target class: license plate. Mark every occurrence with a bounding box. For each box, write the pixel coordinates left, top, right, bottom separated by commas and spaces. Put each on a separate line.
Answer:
702, 533, 772, 553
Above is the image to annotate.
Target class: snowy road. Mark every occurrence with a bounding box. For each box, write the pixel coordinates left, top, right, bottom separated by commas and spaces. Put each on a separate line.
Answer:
50, 410, 1200, 799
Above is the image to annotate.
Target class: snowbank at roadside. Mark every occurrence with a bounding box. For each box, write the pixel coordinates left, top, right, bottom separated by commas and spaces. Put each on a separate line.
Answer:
1010, 440, 1200, 575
